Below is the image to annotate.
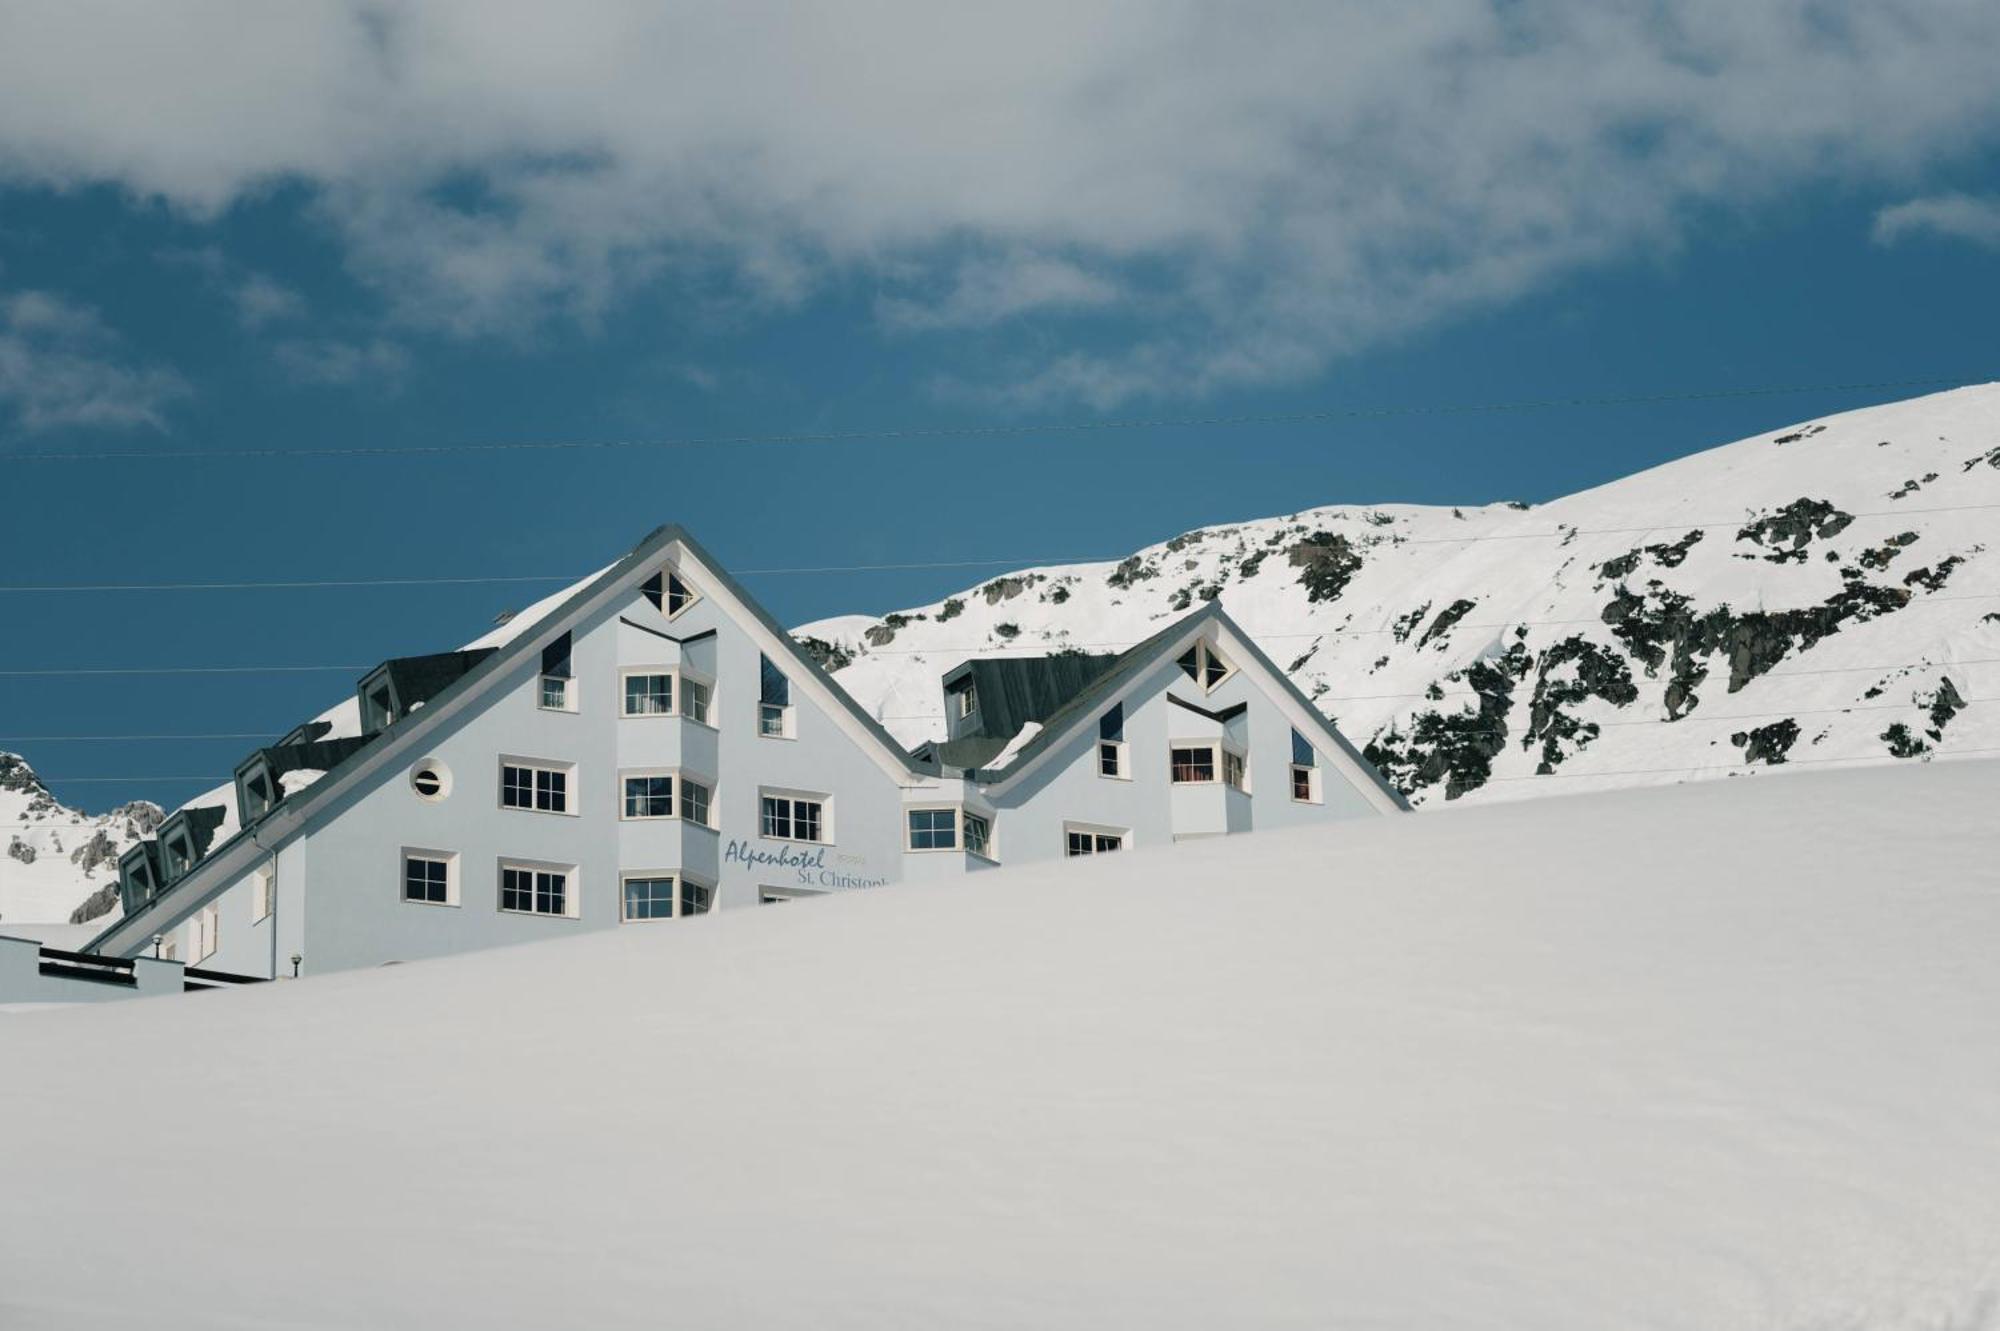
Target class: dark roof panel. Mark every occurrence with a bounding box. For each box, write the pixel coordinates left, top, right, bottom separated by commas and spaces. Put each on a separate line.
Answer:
944, 653, 1122, 741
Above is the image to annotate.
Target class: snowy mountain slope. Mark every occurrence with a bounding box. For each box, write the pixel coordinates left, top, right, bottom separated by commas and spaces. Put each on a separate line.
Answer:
4, 757, 1998, 1329
0, 754, 160, 930
800, 384, 2000, 804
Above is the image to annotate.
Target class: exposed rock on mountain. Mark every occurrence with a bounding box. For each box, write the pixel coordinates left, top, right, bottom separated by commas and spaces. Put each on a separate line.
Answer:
801, 385, 2000, 807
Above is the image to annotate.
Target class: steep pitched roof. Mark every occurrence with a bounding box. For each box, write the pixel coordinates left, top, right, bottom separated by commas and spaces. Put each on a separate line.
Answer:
85, 523, 933, 956
961, 601, 1408, 812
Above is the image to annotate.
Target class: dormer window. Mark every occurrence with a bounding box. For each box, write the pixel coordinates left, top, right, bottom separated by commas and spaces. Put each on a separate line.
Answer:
163, 833, 194, 880
1176, 640, 1235, 693
243, 769, 274, 819
642, 569, 699, 619
365, 681, 396, 731
948, 677, 977, 721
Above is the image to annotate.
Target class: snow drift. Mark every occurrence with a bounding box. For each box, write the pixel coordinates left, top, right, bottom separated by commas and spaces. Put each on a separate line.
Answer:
3, 756, 1997, 1329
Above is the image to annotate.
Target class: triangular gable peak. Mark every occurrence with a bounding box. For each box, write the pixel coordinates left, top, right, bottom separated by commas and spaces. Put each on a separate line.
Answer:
970, 603, 1406, 813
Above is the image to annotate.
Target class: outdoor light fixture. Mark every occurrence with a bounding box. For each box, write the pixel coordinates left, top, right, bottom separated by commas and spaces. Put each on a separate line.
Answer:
151, 934, 163, 959
290, 953, 303, 979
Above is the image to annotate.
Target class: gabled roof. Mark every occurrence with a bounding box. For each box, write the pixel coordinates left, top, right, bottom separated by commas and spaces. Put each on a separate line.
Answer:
85, 523, 935, 956
959, 601, 1408, 812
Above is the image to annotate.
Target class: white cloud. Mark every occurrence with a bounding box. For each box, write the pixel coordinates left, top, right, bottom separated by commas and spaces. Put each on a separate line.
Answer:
1873, 193, 2000, 249
271, 336, 410, 387
4, 2, 2000, 405
233, 273, 307, 330
0, 290, 189, 432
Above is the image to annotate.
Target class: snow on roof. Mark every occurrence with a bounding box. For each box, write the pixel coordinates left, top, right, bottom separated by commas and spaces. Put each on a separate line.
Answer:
7, 756, 1998, 1327
985, 720, 1042, 770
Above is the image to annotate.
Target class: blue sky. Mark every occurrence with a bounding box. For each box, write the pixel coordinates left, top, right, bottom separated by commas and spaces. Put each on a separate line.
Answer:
3, 3, 2000, 812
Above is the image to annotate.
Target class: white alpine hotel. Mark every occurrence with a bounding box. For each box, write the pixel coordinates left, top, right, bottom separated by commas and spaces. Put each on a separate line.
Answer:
80, 524, 1403, 981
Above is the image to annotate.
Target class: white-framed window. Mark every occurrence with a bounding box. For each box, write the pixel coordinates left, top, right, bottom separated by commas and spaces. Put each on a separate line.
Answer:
1223, 748, 1247, 792
242, 768, 274, 820
620, 871, 709, 922
680, 776, 714, 828
538, 674, 574, 711
964, 811, 993, 860
402, 849, 458, 906
499, 860, 576, 918
760, 790, 828, 844
906, 807, 957, 851
760, 885, 826, 904
622, 670, 673, 716
949, 677, 978, 720
643, 569, 700, 619
251, 866, 274, 922
1170, 744, 1218, 784
1290, 728, 1320, 803
620, 666, 712, 724
1098, 740, 1129, 779
157, 931, 179, 962
193, 903, 220, 963
1064, 824, 1127, 857
621, 772, 675, 820
759, 654, 795, 738
1176, 640, 1235, 693
500, 758, 574, 814
622, 871, 713, 920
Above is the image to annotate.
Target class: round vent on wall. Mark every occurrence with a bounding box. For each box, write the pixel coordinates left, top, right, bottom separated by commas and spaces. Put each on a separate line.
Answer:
410, 760, 452, 802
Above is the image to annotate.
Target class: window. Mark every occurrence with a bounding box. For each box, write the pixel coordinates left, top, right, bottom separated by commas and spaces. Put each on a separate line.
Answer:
964, 812, 992, 859
538, 633, 574, 711
538, 675, 572, 711
1065, 827, 1125, 856
679, 879, 713, 916
1170, 745, 1217, 783
1098, 740, 1128, 779
761, 793, 825, 843
164, 834, 193, 880
1290, 728, 1319, 803
949, 677, 978, 720
760, 886, 824, 904
623, 875, 675, 921
500, 863, 571, 917
411, 759, 451, 801
679, 777, 713, 827
243, 769, 273, 819
501, 760, 571, 814
157, 931, 178, 962
193, 904, 219, 962
642, 569, 699, 618
252, 866, 274, 922
680, 675, 713, 725
403, 852, 454, 905
623, 774, 675, 819
623, 671, 673, 716
1223, 749, 1247, 791
1176, 640, 1235, 693
907, 808, 957, 851
759, 654, 794, 737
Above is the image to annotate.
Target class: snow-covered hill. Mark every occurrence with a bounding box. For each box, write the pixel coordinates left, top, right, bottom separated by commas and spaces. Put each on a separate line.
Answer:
7, 385, 1995, 928
0, 753, 161, 931
4, 756, 1996, 1328
802, 384, 2000, 804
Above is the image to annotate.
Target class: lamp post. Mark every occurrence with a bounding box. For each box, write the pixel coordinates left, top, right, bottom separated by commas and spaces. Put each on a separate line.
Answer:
290, 953, 302, 979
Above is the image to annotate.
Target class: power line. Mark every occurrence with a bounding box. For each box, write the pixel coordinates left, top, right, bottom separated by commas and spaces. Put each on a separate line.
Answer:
4, 372, 1988, 464
0, 665, 367, 678
1482, 744, 2000, 782
4, 497, 1999, 595
0, 733, 279, 742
